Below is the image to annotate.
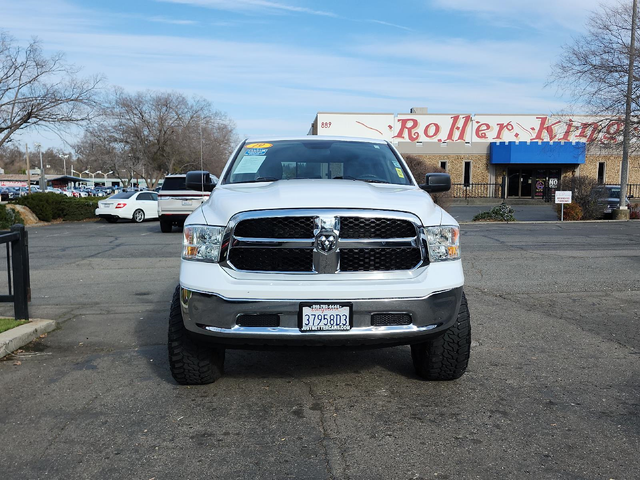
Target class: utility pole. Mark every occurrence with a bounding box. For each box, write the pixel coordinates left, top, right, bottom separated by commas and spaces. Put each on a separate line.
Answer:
59, 154, 69, 176
34, 143, 46, 191
616, 0, 638, 219
25, 145, 31, 194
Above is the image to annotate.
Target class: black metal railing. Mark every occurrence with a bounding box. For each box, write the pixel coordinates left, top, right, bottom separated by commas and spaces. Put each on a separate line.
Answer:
0, 224, 30, 320
451, 182, 504, 200
451, 182, 640, 200
604, 183, 640, 198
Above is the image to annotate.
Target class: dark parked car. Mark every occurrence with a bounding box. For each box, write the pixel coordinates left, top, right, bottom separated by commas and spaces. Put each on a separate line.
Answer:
595, 185, 632, 216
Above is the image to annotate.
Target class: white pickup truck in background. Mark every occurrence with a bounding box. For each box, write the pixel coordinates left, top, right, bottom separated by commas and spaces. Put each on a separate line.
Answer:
157, 173, 217, 233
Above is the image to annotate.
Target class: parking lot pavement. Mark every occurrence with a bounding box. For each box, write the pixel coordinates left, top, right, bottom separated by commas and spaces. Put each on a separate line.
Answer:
0, 220, 639, 479
448, 204, 559, 222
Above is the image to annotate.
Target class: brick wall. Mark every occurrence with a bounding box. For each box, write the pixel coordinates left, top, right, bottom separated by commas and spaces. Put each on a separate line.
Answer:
401, 153, 640, 185
402, 154, 491, 183
582, 155, 640, 184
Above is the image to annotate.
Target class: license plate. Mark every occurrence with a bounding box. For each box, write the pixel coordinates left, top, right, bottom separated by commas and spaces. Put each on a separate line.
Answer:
300, 303, 352, 331
101, 203, 112, 208
182, 200, 193, 206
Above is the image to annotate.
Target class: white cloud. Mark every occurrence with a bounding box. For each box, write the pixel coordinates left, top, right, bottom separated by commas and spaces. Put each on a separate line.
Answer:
364, 20, 412, 31
348, 36, 553, 81
156, 0, 338, 17
148, 16, 199, 25
431, 0, 603, 31
0, 0, 572, 145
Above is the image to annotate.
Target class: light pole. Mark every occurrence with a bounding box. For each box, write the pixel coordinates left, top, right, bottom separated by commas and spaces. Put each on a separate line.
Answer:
82, 170, 96, 184
59, 154, 69, 176
34, 143, 46, 191
616, 0, 638, 219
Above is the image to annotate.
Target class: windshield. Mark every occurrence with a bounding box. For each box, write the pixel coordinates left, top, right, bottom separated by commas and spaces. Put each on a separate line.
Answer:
110, 191, 135, 200
606, 187, 621, 199
224, 140, 412, 186
161, 177, 186, 190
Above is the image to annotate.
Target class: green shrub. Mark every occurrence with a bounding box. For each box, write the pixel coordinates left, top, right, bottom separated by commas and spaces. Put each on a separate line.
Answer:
12, 193, 60, 221
473, 204, 516, 222
12, 193, 100, 222
62, 198, 98, 221
0, 204, 24, 229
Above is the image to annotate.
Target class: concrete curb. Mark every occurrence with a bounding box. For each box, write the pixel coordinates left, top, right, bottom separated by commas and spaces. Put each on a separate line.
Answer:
0, 319, 57, 358
460, 219, 636, 225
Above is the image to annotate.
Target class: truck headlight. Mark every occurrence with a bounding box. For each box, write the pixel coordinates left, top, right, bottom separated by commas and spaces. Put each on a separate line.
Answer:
425, 226, 460, 262
183, 226, 224, 262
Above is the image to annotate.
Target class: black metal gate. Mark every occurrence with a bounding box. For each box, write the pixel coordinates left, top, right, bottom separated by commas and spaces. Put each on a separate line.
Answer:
0, 224, 31, 320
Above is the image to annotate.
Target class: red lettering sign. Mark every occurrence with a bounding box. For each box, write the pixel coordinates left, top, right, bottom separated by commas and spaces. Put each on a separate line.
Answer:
445, 114, 472, 142
602, 121, 623, 142
493, 122, 514, 141
531, 116, 562, 141
575, 122, 600, 142
393, 118, 419, 141
475, 123, 491, 139
423, 122, 440, 139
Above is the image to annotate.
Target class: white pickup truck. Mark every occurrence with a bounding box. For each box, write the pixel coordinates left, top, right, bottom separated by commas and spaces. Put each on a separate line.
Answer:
169, 137, 470, 385
157, 174, 216, 233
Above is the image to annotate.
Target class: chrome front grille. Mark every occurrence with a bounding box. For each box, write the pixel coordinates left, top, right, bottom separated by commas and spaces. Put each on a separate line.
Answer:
223, 209, 427, 274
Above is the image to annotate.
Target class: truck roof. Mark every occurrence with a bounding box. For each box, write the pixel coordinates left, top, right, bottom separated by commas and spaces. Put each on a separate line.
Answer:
243, 135, 389, 145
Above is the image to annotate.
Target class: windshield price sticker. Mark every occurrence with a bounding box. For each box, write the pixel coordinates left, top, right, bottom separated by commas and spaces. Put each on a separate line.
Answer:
246, 148, 268, 156
555, 191, 572, 204
300, 303, 351, 331
246, 143, 272, 149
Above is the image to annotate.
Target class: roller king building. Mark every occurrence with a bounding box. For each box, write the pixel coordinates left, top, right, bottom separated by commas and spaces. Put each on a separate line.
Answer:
310, 109, 640, 200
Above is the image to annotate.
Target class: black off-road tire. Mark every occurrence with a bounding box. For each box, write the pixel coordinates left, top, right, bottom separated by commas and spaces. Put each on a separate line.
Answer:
168, 286, 225, 385
133, 209, 145, 223
411, 291, 471, 381
160, 219, 172, 233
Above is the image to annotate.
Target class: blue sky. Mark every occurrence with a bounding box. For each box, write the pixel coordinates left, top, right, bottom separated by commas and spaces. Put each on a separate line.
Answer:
1, 0, 603, 149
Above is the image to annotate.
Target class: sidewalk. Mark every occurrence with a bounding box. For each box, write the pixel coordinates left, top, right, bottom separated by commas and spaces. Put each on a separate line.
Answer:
447, 204, 558, 223
0, 319, 57, 358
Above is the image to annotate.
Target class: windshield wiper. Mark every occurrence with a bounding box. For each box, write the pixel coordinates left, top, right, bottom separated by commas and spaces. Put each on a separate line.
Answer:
359, 179, 389, 184
239, 177, 280, 184
334, 176, 389, 184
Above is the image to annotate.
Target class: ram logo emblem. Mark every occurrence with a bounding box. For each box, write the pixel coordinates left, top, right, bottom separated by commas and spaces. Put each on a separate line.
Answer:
316, 234, 337, 254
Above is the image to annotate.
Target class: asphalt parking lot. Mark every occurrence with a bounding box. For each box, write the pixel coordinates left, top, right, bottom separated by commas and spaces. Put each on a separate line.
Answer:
1, 219, 639, 479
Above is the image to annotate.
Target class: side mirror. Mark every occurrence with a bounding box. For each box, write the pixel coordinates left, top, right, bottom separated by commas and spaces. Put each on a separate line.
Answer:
628, 194, 634, 199
420, 173, 451, 193
186, 170, 215, 192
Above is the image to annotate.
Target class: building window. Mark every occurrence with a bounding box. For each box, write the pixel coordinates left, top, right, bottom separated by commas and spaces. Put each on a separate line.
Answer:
463, 161, 472, 186
440, 161, 448, 172
597, 162, 605, 184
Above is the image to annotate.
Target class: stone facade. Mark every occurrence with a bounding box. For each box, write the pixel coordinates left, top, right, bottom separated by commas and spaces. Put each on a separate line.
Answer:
402, 154, 491, 184
580, 154, 640, 184
401, 152, 640, 186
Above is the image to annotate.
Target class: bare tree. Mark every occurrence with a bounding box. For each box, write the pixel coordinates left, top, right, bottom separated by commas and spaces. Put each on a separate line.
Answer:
551, 2, 640, 128
0, 32, 102, 148
0, 142, 26, 173
78, 89, 237, 187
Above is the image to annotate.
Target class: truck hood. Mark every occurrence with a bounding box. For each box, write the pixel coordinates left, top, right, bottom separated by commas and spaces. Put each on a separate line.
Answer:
190, 179, 449, 227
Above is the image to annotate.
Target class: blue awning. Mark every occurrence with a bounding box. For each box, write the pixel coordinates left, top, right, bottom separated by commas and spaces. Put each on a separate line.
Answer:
490, 142, 586, 165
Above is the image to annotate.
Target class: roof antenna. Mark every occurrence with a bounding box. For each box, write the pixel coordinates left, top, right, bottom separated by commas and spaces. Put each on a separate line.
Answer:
200, 118, 204, 192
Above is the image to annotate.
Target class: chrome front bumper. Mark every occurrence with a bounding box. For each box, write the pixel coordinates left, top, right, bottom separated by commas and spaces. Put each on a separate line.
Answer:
180, 286, 463, 347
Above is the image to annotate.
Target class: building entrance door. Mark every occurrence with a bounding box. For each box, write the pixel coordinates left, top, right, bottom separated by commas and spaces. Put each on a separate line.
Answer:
506, 167, 561, 199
